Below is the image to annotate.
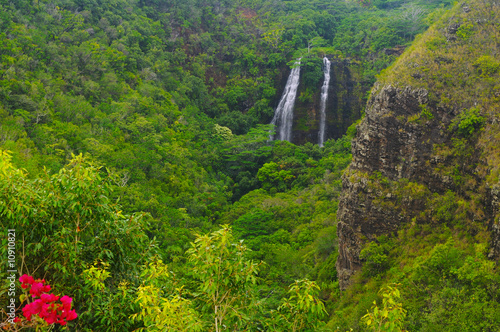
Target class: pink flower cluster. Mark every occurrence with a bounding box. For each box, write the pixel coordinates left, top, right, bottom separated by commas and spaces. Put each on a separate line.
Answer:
19, 275, 78, 326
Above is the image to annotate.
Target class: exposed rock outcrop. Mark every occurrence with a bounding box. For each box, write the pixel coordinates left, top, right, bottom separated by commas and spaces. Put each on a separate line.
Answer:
336, 85, 446, 289
335, 0, 500, 290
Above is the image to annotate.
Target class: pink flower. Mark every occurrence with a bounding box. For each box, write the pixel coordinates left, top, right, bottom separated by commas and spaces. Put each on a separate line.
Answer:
44, 310, 58, 324
60, 296, 73, 311
19, 274, 34, 285
20, 274, 35, 289
30, 282, 45, 297
66, 310, 78, 321
22, 300, 43, 321
19, 275, 78, 326
22, 306, 33, 321
39, 302, 51, 317
40, 293, 59, 302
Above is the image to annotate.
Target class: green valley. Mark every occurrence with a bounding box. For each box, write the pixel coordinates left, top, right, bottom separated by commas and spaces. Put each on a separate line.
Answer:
1, 0, 499, 331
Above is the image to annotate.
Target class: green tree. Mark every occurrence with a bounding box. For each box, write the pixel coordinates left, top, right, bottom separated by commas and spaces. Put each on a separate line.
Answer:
0, 150, 153, 330
186, 225, 260, 331
362, 284, 407, 332
221, 124, 274, 180
266, 279, 327, 332
131, 258, 203, 332
257, 161, 294, 191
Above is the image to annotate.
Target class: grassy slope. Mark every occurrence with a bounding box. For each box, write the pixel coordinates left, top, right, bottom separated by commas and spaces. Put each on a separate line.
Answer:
327, 1, 500, 330
378, 0, 500, 185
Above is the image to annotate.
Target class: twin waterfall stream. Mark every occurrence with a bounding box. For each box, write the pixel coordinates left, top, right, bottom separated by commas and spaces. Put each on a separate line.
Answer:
318, 57, 331, 147
270, 57, 331, 146
270, 60, 301, 142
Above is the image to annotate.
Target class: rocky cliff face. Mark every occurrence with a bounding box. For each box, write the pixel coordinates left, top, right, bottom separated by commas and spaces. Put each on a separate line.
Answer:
336, 85, 447, 288
336, 0, 500, 290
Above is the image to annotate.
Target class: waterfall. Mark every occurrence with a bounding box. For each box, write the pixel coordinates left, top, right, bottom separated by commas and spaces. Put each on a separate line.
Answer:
318, 57, 331, 147
270, 60, 301, 142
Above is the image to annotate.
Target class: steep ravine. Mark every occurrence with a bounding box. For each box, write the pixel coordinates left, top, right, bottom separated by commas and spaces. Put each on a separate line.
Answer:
336, 0, 500, 290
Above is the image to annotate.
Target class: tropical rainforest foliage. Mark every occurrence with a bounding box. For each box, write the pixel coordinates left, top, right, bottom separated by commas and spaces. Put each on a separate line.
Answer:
1, 0, 499, 331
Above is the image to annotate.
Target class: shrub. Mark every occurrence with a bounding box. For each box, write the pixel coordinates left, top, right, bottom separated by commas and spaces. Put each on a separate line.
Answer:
449, 107, 485, 137
473, 55, 500, 77
360, 239, 391, 277
456, 20, 474, 40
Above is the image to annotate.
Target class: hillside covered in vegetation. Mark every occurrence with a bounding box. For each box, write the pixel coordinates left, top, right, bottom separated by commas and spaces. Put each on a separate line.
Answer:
2, 0, 499, 331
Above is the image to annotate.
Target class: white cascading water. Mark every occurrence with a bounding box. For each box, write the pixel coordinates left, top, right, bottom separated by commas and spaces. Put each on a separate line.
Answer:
318, 56, 331, 147
270, 60, 301, 142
